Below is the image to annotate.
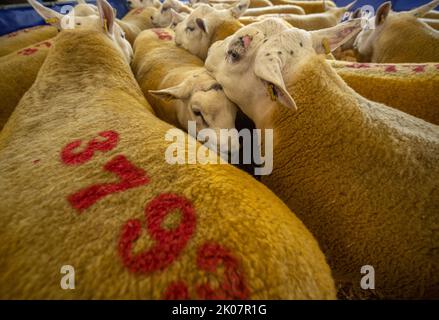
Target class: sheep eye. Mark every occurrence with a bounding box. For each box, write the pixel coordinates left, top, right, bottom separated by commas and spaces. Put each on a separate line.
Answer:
186, 26, 195, 32
227, 49, 240, 62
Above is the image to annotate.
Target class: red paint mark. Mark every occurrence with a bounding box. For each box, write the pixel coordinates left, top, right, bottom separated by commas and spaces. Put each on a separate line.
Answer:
17, 47, 38, 56
196, 243, 249, 300
346, 63, 370, 69
35, 41, 52, 48
6, 31, 19, 38
435, 64, 439, 71
152, 29, 173, 41
164, 282, 190, 300
68, 155, 149, 212
119, 193, 196, 273
412, 65, 426, 73
384, 65, 397, 72
32, 159, 40, 164
61, 131, 119, 165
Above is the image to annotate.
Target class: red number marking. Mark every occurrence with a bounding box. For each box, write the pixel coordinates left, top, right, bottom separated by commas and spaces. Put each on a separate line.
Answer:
152, 29, 173, 41
346, 63, 370, 69
119, 193, 196, 273
61, 130, 119, 165
17, 47, 38, 56
384, 65, 397, 72
68, 155, 149, 212
412, 65, 426, 73
164, 281, 190, 300
195, 242, 249, 300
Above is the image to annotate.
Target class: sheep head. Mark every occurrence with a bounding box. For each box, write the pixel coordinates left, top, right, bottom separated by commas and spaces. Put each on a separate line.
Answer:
149, 71, 239, 154
174, 0, 249, 59
205, 18, 362, 125
27, 0, 133, 64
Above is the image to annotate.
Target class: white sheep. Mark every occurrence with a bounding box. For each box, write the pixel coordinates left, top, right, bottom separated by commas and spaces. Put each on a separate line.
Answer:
152, 0, 193, 28
174, 0, 249, 59
0, 2, 335, 299
243, 4, 306, 16
117, 6, 161, 44
128, 0, 161, 9
354, 0, 439, 63
205, 18, 439, 298
27, 0, 132, 63
270, 0, 336, 14
242, 0, 357, 31
132, 28, 240, 155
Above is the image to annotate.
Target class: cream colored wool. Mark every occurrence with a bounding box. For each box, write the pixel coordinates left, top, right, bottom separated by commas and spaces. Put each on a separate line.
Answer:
0, 29, 336, 299
0, 25, 57, 57
330, 60, 439, 125
118, 7, 158, 44
270, 0, 335, 14
239, 5, 350, 30
256, 56, 439, 298
359, 13, 439, 63
422, 18, 439, 30
0, 39, 53, 131
244, 4, 305, 16
249, 0, 273, 8
425, 9, 439, 19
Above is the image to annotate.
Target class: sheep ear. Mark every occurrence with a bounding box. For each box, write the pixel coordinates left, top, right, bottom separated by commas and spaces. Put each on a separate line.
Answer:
344, 0, 357, 11
409, 0, 439, 18
230, 0, 249, 18
351, 7, 362, 19
311, 18, 363, 54
149, 83, 191, 101
28, 0, 63, 28
254, 55, 297, 111
170, 9, 185, 25
375, 1, 391, 27
196, 18, 208, 33
97, 0, 115, 36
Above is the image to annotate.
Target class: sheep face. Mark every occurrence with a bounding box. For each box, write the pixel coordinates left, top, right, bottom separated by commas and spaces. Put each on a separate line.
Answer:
206, 19, 362, 123
28, 0, 133, 64
174, 0, 249, 59
153, 0, 190, 28
150, 72, 239, 154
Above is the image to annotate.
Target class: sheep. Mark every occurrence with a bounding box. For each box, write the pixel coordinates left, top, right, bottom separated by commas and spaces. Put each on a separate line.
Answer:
0, 39, 53, 131
0, 26, 58, 57
425, 9, 439, 19
205, 18, 439, 299
243, 4, 306, 16
174, 0, 249, 59
152, 0, 193, 28
128, 0, 161, 9
354, 1, 439, 63
27, 0, 132, 63
74, 0, 98, 16
330, 60, 439, 125
247, 0, 356, 31
117, 6, 160, 44
0, 0, 133, 132
422, 18, 439, 30
270, 0, 336, 14
132, 28, 240, 155
0, 4, 336, 300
